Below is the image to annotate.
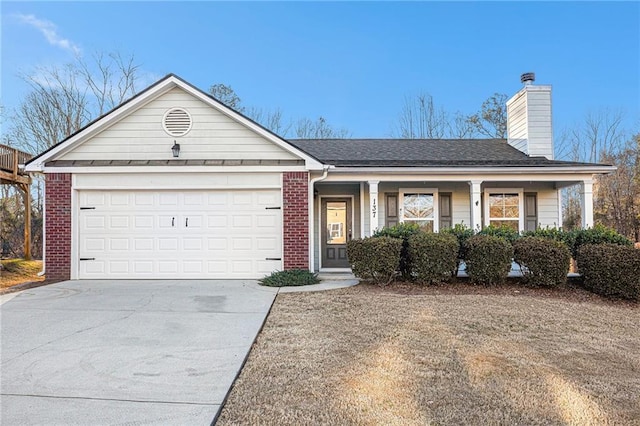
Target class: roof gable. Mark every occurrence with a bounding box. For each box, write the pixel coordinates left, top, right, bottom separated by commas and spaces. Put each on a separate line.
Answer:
26, 74, 323, 171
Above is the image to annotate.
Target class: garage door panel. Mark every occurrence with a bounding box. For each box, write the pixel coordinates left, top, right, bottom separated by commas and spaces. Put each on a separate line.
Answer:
134, 193, 154, 206
79, 189, 282, 279
133, 261, 153, 273
109, 261, 129, 274
133, 238, 154, 251
84, 216, 106, 229
110, 238, 129, 251
158, 238, 178, 251
110, 193, 130, 205
182, 238, 203, 251
159, 193, 179, 206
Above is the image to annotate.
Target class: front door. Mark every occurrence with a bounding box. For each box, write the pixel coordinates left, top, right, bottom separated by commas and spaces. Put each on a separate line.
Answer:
321, 198, 352, 268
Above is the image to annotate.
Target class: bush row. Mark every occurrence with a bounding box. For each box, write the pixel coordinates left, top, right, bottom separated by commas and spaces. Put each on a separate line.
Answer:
577, 244, 640, 301
347, 223, 638, 299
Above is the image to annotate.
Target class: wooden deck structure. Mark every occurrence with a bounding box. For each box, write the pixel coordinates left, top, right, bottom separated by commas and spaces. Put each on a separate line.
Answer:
1, 144, 33, 259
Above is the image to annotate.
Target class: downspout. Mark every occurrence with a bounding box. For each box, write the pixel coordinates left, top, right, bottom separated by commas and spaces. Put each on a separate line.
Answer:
308, 166, 330, 272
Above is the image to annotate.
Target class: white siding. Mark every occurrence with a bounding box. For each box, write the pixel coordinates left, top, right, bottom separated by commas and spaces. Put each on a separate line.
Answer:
451, 184, 472, 226
507, 91, 528, 153
506, 85, 554, 160
60, 87, 298, 161
526, 90, 554, 159
537, 187, 560, 228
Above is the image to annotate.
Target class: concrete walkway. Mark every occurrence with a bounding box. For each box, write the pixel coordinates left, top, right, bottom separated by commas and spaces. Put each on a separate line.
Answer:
1, 280, 278, 425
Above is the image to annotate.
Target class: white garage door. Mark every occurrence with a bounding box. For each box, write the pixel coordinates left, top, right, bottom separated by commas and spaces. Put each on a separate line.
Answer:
78, 189, 282, 279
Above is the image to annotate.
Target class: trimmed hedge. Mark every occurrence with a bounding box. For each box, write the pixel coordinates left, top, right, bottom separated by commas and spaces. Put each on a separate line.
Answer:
259, 269, 320, 287
572, 225, 632, 259
577, 244, 640, 301
464, 235, 513, 285
347, 236, 402, 285
521, 227, 575, 252
408, 232, 458, 284
513, 237, 571, 287
374, 223, 421, 279
477, 225, 520, 246
441, 223, 475, 274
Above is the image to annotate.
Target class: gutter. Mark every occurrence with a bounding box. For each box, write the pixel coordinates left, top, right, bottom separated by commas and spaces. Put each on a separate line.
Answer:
308, 166, 331, 271
326, 165, 616, 175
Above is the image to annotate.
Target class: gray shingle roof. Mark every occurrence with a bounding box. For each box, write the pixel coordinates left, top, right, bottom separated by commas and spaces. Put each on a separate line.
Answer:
287, 139, 602, 167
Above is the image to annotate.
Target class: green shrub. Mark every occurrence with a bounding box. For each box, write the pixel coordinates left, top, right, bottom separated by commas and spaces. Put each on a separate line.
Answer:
259, 269, 320, 287
572, 225, 632, 259
408, 232, 458, 284
477, 224, 520, 246
464, 235, 513, 285
513, 237, 571, 287
441, 223, 475, 274
374, 223, 421, 279
347, 236, 402, 285
521, 227, 575, 252
577, 244, 640, 301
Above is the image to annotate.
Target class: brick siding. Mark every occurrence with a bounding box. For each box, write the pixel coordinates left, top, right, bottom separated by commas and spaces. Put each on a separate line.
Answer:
45, 173, 72, 281
283, 171, 309, 270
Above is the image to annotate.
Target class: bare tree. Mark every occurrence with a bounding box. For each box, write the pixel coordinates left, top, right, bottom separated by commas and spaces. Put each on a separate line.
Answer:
79, 51, 139, 116
451, 112, 476, 138
466, 93, 508, 138
8, 52, 139, 154
294, 116, 351, 139
556, 109, 626, 162
556, 109, 633, 234
209, 83, 243, 111
594, 134, 640, 240
245, 106, 292, 136
395, 93, 450, 139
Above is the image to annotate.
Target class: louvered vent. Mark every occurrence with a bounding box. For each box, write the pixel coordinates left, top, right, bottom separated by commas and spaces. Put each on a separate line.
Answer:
162, 108, 192, 136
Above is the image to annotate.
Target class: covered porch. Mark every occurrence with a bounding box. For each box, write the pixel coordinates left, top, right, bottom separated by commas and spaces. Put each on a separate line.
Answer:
310, 172, 596, 272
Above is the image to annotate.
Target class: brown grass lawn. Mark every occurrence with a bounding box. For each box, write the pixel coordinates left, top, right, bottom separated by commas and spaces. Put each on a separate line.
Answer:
218, 283, 640, 426
0, 259, 44, 290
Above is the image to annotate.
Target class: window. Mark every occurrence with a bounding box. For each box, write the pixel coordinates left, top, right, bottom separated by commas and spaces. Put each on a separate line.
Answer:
399, 189, 438, 232
484, 190, 523, 231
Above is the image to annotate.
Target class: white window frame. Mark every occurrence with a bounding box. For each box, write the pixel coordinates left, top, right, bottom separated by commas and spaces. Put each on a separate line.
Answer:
399, 188, 439, 232
483, 188, 524, 232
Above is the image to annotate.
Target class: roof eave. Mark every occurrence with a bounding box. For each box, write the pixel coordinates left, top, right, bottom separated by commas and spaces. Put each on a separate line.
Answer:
323, 165, 617, 175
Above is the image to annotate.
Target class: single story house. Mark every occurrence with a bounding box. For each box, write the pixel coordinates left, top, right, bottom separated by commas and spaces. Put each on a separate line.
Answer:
25, 74, 614, 280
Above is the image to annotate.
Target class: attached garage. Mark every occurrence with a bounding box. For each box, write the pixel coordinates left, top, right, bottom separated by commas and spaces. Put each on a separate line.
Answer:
78, 189, 282, 279
25, 74, 321, 281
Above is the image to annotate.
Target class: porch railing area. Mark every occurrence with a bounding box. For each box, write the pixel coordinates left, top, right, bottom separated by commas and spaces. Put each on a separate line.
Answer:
0, 144, 32, 185
0, 144, 33, 259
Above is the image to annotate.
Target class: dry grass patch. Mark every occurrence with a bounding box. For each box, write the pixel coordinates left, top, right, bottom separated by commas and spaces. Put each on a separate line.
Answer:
1, 259, 44, 289
217, 283, 640, 425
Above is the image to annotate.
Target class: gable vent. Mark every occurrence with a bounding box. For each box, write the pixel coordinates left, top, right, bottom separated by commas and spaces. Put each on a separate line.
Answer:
162, 108, 192, 137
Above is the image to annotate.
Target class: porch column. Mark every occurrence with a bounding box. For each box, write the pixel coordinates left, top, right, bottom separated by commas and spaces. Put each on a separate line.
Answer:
469, 180, 482, 231
368, 180, 379, 236
580, 179, 594, 229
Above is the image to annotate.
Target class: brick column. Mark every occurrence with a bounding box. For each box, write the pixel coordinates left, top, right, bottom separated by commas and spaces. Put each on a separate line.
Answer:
283, 171, 309, 270
45, 173, 72, 281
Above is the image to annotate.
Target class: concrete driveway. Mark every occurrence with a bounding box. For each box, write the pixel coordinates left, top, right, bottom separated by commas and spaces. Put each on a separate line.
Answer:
1, 280, 278, 425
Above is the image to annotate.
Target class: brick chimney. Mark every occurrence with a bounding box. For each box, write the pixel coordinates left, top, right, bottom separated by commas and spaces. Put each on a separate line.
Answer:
506, 73, 554, 159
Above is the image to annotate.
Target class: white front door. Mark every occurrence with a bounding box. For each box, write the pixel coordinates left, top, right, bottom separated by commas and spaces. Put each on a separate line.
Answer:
78, 189, 282, 279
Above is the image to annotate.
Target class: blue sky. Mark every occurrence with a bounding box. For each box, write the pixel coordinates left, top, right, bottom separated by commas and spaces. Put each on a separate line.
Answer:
1, 1, 639, 139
